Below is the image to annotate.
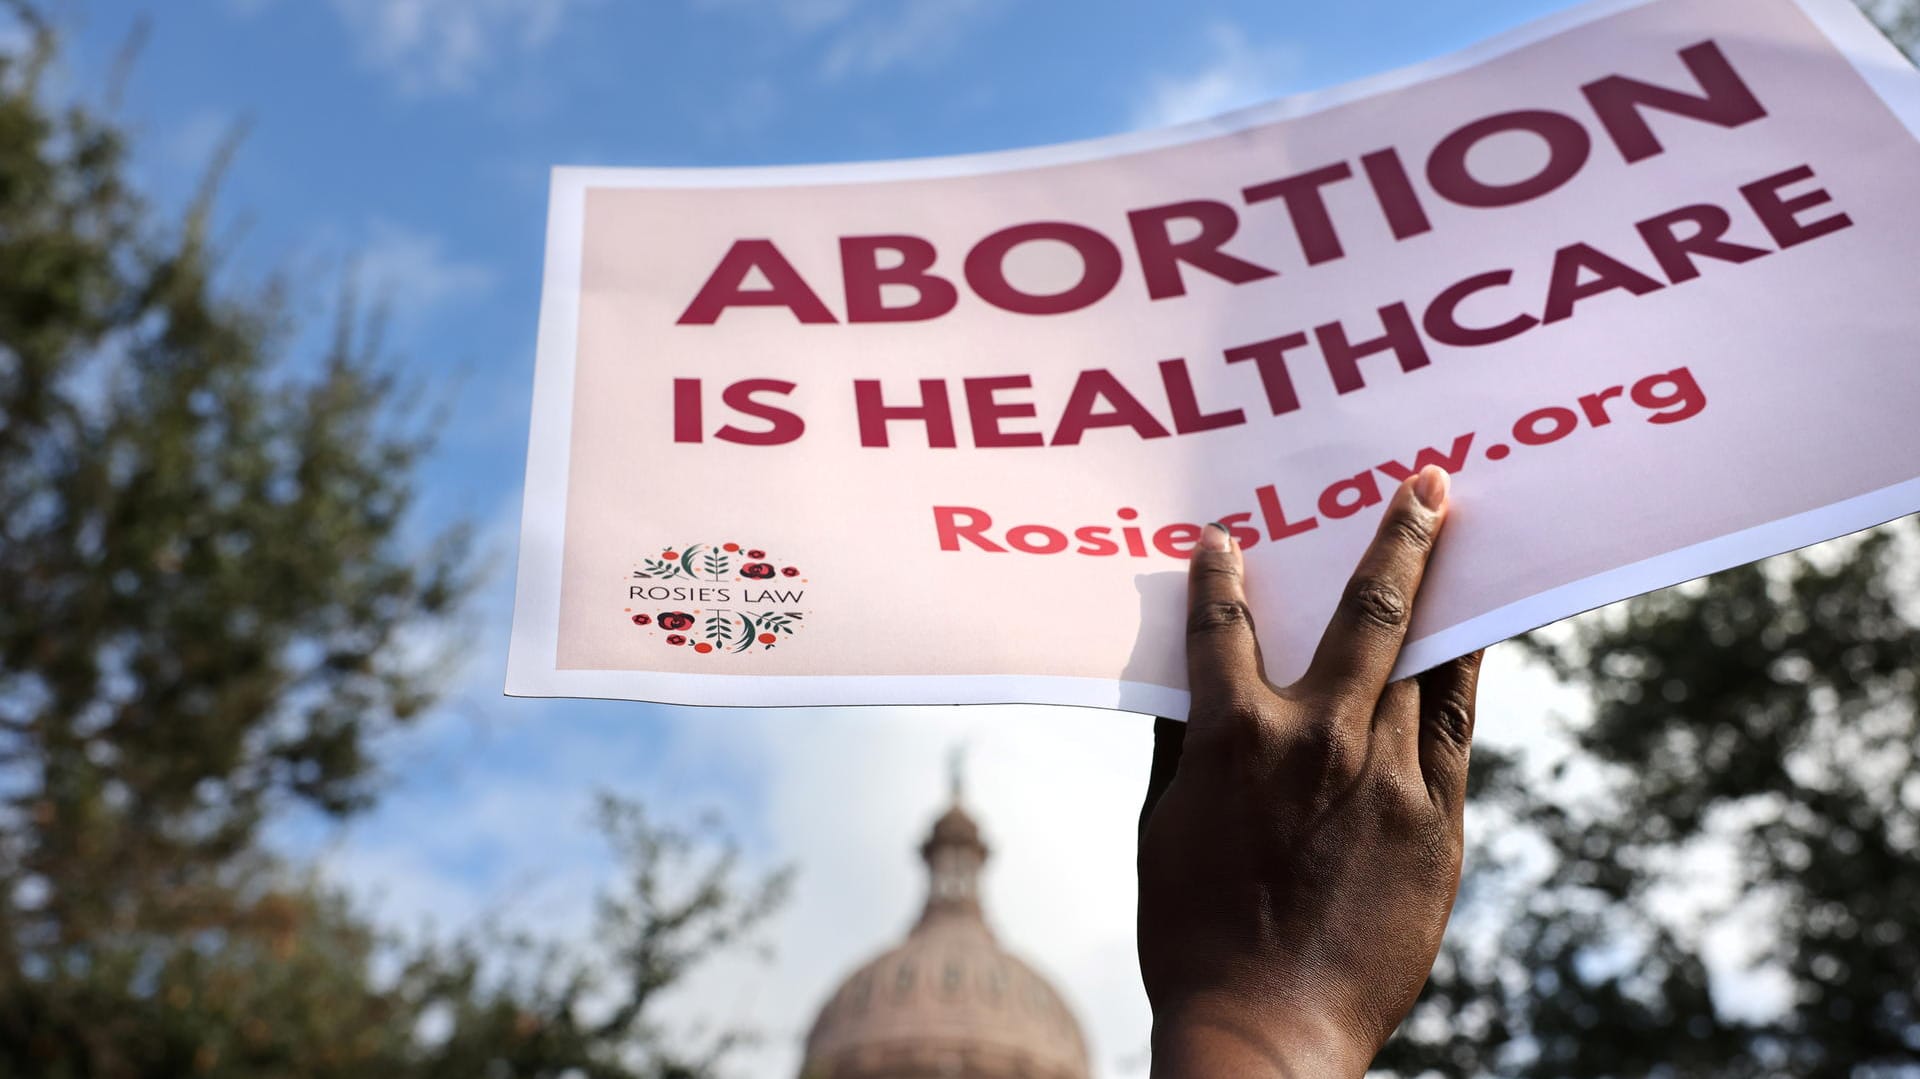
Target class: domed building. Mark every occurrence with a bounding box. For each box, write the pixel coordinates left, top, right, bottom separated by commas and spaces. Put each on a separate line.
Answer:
797, 772, 1093, 1079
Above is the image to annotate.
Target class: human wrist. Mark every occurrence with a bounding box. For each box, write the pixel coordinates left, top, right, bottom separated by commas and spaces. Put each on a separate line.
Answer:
1150, 994, 1374, 1078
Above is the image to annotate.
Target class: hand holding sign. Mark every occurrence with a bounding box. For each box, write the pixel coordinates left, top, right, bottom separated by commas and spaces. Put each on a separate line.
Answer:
1140, 469, 1481, 1074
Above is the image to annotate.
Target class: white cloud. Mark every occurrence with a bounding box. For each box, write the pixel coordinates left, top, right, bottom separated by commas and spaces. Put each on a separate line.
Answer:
702, 0, 858, 30
1131, 22, 1303, 131
354, 221, 496, 326
700, 0, 1001, 80
321, 766, 611, 933
817, 0, 1000, 80
328, 0, 585, 95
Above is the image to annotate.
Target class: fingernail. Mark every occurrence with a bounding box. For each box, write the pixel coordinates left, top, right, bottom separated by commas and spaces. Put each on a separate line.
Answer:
1200, 521, 1231, 552
1413, 466, 1449, 511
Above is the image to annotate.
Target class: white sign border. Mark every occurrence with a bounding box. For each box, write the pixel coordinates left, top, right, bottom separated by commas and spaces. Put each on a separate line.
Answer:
506, 0, 1920, 717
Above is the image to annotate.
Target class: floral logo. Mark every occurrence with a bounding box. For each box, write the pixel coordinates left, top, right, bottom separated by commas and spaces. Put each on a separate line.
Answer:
625, 542, 808, 655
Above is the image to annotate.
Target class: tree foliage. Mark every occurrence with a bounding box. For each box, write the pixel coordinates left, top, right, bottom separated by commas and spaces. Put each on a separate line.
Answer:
4, 797, 792, 1079
1870, 0, 1920, 57
0, 15, 788, 1078
1378, 519, 1920, 1077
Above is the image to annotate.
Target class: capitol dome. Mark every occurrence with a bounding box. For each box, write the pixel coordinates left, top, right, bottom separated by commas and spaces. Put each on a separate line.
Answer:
797, 776, 1092, 1079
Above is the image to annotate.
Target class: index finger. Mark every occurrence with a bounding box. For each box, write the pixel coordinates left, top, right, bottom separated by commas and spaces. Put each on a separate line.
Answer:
1184, 522, 1265, 727
1299, 465, 1451, 704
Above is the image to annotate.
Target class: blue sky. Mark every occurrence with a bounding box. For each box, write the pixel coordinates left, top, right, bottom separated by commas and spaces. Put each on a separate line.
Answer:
45, 1, 1674, 1074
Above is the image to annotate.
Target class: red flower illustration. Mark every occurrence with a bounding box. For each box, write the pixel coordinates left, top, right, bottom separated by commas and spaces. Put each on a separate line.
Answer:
722, 543, 740, 552
666, 635, 687, 646
741, 562, 775, 579
781, 566, 800, 578
757, 633, 777, 645
658, 612, 695, 631
661, 550, 679, 559
746, 549, 765, 559
694, 642, 714, 654
631, 614, 651, 626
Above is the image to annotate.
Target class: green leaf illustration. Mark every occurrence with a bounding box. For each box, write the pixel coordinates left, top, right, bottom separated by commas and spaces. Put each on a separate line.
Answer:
748, 611, 802, 636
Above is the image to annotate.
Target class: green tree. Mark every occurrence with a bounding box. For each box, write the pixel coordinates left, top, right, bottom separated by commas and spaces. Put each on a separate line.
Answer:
0, 13, 788, 1077
1377, 519, 1920, 1077
5, 794, 791, 1079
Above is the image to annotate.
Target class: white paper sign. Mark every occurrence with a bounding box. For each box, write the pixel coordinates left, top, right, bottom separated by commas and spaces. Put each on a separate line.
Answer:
508, 0, 1920, 716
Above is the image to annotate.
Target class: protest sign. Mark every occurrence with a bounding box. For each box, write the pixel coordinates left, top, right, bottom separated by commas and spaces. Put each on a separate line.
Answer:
507, 0, 1920, 716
